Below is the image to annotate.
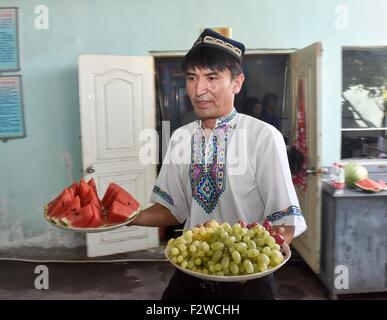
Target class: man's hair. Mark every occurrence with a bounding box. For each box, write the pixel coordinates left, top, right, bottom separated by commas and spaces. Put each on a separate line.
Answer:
182, 46, 243, 79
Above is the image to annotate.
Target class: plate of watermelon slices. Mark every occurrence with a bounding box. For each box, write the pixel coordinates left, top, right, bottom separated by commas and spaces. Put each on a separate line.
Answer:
43, 179, 142, 233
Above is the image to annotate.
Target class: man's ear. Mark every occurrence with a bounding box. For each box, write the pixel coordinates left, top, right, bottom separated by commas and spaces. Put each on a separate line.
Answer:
232, 73, 245, 94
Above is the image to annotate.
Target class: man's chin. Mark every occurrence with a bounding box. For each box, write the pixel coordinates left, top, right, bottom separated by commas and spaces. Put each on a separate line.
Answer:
193, 108, 218, 120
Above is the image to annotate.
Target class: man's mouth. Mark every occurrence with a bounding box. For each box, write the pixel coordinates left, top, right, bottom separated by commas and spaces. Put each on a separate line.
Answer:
195, 100, 213, 108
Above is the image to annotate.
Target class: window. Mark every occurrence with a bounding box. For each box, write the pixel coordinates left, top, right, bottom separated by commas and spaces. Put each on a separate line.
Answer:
341, 47, 387, 159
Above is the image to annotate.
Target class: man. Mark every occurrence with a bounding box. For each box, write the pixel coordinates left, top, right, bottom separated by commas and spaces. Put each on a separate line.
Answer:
130, 29, 307, 299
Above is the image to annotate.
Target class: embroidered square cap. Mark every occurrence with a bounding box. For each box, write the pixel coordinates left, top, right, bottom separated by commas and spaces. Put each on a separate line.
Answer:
191, 28, 245, 62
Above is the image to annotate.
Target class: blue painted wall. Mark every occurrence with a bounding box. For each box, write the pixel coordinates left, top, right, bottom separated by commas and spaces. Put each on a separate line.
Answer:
1, 0, 386, 253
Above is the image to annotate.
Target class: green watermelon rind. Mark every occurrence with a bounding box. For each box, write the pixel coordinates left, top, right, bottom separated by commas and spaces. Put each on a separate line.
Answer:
344, 163, 368, 188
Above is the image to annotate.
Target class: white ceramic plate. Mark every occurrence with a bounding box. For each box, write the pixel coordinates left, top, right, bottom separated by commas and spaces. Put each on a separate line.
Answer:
165, 243, 291, 282
43, 208, 140, 233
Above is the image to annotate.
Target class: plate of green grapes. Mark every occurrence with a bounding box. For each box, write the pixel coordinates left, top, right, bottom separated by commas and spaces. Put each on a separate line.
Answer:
165, 220, 291, 282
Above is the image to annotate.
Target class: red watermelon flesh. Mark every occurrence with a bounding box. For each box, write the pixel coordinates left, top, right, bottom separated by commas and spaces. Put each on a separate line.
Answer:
50, 196, 81, 224
106, 201, 138, 225
87, 178, 98, 197
355, 178, 384, 192
81, 188, 101, 209
68, 182, 79, 197
102, 183, 129, 210
47, 189, 70, 212
114, 193, 140, 212
47, 189, 73, 216
79, 179, 90, 202
61, 203, 95, 227
87, 206, 105, 228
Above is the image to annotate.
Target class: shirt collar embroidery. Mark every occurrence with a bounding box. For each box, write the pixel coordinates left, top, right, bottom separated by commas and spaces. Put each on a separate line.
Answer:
196, 108, 238, 130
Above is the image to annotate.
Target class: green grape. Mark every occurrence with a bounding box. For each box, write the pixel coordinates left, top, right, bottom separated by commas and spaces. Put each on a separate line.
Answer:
243, 235, 251, 243
178, 243, 187, 252
239, 264, 245, 274
222, 222, 232, 232
270, 250, 284, 265
223, 268, 230, 275
255, 237, 265, 247
209, 265, 215, 273
170, 247, 179, 256
248, 249, 260, 258
214, 263, 222, 271
216, 271, 224, 276
194, 258, 202, 265
243, 259, 254, 274
229, 262, 239, 274
260, 254, 270, 265
176, 255, 184, 263
197, 250, 205, 257
171, 256, 178, 263
235, 234, 242, 242
235, 242, 248, 253
182, 251, 188, 258
265, 237, 276, 247
192, 240, 200, 247
239, 228, 247, 236
202, 268, 209, 275
262, 230, 271, 238
271, 243, 281, 251
258, 262, 268, 272
247, 240, 256, 250
221, 256, 230, 269
211, 250, 222, 263
181, 260, 188, 269
231, 250, 241, 264
262, 246, 271, 256
201, 242, 210, 252
225, 236, 236, 246
211, 242, 224, 251
246, 229, 255, 238
183, 230, 193, 239
167, 238, 174, 246
188, 260, 194, 269
189, 244, 197, 253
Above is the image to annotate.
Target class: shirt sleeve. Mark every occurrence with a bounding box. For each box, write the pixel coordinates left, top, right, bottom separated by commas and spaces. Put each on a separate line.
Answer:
149, 135, 189, 224
255, 126, 307, 238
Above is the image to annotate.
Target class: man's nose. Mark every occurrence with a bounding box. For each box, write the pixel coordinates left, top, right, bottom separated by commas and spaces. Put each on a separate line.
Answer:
195, 78, 208, 96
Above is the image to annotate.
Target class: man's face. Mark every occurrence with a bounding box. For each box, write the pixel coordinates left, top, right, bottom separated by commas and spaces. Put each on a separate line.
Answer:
185, 67, 244, 120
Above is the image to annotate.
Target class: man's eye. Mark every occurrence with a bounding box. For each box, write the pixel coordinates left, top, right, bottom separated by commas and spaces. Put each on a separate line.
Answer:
187, 76, 195, 81
209, 76, 217, 81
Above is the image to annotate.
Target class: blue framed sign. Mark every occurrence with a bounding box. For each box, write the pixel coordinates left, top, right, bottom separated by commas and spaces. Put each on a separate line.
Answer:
0, 76, 25, 139
0, 7, 19, 71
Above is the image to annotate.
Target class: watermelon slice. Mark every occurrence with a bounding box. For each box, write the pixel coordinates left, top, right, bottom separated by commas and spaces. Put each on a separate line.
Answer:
49, 196, 81, 224
68, 182, 79, 197
102, 183, 128, 210
113, 192, 140, 212
355, 178, 385, 192
47, 189, 71, 212
61, 203, 95, 227
87, 206, 105, 228
81, 188, 101, 210
79, 179, 90, 204
46, 189, 73, 216
106, 201, 139, 225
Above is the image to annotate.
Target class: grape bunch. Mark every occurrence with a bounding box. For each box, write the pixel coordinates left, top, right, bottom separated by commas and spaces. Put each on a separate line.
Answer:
166, 220, 286, 276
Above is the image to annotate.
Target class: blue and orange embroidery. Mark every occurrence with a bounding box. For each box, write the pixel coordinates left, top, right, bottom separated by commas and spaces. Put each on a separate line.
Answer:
265, 205, 303, 222
152, 186, 174, 206
190, 109, 237, 214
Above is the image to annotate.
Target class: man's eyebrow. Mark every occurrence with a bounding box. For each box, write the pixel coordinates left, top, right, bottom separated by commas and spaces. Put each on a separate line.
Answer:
185, 71, 220, 76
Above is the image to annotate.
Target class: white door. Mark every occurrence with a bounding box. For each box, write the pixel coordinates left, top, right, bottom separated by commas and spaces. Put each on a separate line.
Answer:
78, 55, 159, 257
289, 43, 322, 273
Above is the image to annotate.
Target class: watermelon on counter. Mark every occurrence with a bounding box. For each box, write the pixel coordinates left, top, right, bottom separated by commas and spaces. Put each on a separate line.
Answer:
355, 178, 387, 192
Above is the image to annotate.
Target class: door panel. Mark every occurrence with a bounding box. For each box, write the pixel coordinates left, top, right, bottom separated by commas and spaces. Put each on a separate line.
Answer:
290, 43, 322, 273
78, 55, 159, 257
